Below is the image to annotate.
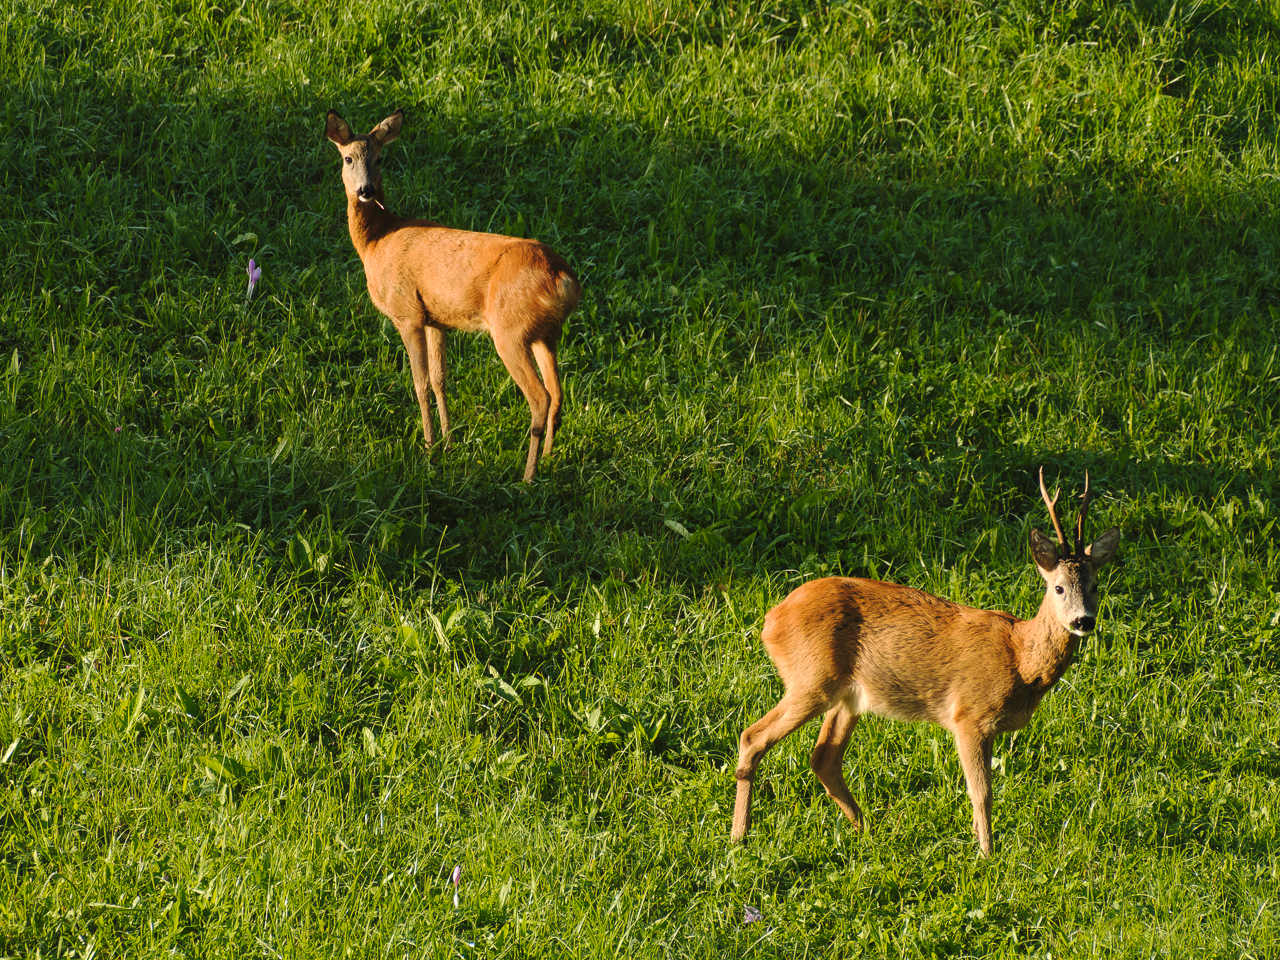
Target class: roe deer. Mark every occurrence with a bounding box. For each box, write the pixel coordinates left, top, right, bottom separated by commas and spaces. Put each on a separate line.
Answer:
731, 469, 1120, 855
325, 109, 580, 482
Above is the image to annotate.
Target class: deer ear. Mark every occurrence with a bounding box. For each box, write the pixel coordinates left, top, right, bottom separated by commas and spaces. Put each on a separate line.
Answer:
1029, 528, 1060, 573
326, 110, 352, 146
1085, 526, 1120, 569
370, 109, 403, 147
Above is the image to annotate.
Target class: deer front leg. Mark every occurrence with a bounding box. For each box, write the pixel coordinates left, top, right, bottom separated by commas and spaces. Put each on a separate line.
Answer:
395, 319, 436, 449
425, 325, 451, 450
953, 727, 995, 856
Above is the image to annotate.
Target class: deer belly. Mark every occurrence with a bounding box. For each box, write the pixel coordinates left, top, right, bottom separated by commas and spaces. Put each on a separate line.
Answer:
849, 682, 934, 723
439, 311, 489, 334
419, 297, 490, 334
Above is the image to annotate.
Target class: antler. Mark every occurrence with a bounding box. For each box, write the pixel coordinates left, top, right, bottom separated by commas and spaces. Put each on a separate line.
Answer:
1074, 470, 1092, 557
1038, 466, 1068, 551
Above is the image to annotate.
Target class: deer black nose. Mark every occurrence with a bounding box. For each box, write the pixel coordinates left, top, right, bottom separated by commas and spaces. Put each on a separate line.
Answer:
357, 185, 376, 200
1072, 616, 1095, 633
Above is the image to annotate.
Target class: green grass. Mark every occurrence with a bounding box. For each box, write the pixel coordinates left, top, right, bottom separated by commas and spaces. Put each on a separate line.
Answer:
2, 0, 1279, 955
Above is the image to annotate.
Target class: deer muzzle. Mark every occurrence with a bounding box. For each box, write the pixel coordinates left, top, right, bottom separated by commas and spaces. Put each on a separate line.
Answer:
1069, 615, 1096, 635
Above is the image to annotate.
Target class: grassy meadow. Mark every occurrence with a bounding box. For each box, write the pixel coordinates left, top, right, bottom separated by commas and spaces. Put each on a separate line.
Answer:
3, 0, 1280, 955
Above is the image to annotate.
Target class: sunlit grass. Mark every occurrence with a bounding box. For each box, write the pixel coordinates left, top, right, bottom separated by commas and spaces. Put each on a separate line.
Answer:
2, 0, 1279, 956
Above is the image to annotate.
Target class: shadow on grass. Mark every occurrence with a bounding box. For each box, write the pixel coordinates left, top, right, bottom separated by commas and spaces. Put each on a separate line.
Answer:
3, 51, 1278, 618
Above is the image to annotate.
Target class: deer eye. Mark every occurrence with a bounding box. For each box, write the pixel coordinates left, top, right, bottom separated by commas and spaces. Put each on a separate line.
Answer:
344, 156, 353, 165
1054, 585, 1064, 595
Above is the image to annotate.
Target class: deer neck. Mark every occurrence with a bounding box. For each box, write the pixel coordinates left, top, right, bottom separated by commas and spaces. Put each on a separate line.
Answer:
346, 187, 398, 260
1010, 591, 1081, 691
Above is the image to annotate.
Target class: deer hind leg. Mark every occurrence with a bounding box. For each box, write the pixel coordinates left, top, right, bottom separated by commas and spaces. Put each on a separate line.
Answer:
810, 700, 865, 832
731, 692, 827, 843
530, 339, 562, 460
396, 318, 436, 448
491, 330, 551, 482
425, 325, 451, 450
953, 727, 995, 856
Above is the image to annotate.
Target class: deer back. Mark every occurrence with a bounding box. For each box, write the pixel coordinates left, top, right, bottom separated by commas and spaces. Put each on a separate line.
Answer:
357, 220, 577, 339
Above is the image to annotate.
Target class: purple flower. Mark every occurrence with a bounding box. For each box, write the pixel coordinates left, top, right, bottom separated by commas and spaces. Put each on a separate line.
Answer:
246, 259, 262, 299
451, 864, 462, 909
744, 905, 762, 924
114, 426, 122, 434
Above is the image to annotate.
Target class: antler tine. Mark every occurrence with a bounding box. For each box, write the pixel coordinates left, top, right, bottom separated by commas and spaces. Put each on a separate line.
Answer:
1075, 469, 1092, 556
1038, 466, 1068, 549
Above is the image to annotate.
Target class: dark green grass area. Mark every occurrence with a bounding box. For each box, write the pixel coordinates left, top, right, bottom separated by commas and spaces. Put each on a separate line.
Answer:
2, 0, 1279, 955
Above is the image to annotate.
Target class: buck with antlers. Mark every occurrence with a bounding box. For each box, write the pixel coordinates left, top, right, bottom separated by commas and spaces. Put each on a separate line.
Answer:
325, 109, 580, 482
731, 470, 1120, 855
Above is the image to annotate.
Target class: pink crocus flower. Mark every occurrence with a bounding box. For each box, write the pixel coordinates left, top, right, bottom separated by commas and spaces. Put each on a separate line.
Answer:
744, 905, 762, 924
451, 864, 462, 909
246, 259, 262, 299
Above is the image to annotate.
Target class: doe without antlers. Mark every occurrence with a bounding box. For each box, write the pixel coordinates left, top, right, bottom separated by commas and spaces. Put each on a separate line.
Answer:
326, 109, 580, 482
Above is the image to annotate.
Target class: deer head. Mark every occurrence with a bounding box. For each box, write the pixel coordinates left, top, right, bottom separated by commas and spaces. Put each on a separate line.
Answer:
1029, 468, 1120, 637
325, 109, 403, 203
